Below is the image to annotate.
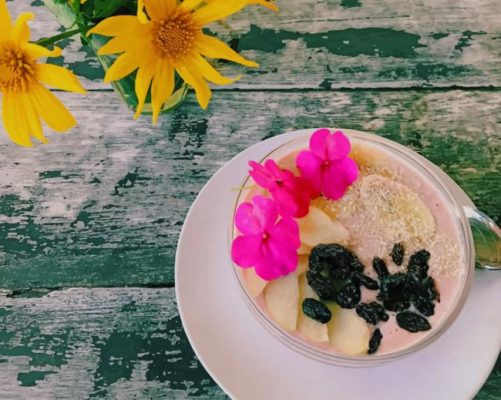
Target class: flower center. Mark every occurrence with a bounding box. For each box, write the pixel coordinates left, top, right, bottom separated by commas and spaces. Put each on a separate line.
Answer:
262, 232, 269, 241
0, 43, 37, 93
153, 12, 197, 59
322, 160, 331, 169
275, 179, 283, 187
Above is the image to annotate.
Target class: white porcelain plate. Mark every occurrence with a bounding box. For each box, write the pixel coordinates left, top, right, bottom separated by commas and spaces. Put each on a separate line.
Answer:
176, 129, 501, 400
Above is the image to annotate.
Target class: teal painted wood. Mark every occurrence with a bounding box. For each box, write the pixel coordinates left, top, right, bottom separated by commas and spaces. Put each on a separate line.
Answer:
0, 0, 499, 398
0, 90, 499, 288
8, 0, 501, 90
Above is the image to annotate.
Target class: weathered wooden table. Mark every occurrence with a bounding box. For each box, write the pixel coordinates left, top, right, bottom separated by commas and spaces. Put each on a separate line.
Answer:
1, 0, 500, 398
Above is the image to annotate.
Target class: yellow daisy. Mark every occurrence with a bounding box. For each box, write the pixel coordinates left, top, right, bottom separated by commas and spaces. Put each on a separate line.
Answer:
89, 0, 259, 124
0, 0, 85, 146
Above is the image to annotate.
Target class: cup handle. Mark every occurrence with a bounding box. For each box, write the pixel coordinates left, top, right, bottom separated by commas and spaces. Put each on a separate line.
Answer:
463, 207, 501, 270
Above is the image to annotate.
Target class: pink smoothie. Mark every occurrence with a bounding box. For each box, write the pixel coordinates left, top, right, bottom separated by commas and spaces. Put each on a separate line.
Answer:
235, 137, 466, 356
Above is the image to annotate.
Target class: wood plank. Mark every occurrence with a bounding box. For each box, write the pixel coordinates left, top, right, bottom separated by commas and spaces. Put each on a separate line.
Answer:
0, 287, 498, 399
0, 89, 499, 288
0, 288, 227, 399
8, 0, 501, 89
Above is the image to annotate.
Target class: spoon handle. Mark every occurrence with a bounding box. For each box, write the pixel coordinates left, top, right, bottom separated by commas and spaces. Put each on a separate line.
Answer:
464, 207, 501, 270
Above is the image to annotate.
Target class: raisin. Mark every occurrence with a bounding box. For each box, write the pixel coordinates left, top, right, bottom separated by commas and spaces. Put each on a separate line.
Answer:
383, 299, 410, 312
409, 250, 430, 267
355, 273, 379, 290
356, 302, 388, 325
335, 282, 361, 309
372, 257, 389, 279
302, 298, 332, 324
412, 295, 435, 317
422, 276, 440, 302
390, 243, 405, 266
368, 328, 383, 354
306, 271, 336, 301
309, 244, 364, 280
378, 272, 408, 301
396, 311, 431, 332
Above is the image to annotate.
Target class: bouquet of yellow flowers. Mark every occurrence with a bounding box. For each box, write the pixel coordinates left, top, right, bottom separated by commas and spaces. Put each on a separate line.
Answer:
0, 0, 277, 146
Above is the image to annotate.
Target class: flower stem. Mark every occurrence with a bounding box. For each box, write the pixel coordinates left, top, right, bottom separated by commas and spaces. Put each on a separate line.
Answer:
34, 27, 86, 48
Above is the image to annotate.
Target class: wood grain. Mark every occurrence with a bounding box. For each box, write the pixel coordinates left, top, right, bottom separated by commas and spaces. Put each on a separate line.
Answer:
0, 89, 499, 288
0, 288, 227, 399
8, 0, 501, 90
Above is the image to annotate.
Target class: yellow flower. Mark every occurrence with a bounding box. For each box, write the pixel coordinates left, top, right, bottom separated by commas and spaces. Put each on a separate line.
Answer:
0, 0, 85, 146
89, 0, 259, 124
246, 0, 279, 11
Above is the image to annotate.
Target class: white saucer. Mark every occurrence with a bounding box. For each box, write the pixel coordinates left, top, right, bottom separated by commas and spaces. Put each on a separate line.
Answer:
176, 129, 501, 400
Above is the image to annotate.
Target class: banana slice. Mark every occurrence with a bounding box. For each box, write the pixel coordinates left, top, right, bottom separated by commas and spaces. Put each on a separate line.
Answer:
264, 272, 299, 332
360, 175, 435, 241
297, 275, 329, 343
297, 206, 350, 247
243, 268, 268, 297
296, 255, 309, 275
327, 305, 370, 355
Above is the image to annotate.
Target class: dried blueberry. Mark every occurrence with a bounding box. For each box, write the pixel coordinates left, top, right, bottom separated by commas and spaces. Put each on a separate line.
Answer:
306, 271, 336, 301
390, 243, 405, 266
412, 295, 435, 317
309, 244, 364, 280
368, 328, 383, 354
335, 282, 361, 309
422, 276, 440, 302
355, 273, 379, 290
372, 257, 389, 279
302, 298, 332, 324
378, 273, 408, 300
356, 302, 389, 325
396, 311, 431, 332
409, 249, 431, 267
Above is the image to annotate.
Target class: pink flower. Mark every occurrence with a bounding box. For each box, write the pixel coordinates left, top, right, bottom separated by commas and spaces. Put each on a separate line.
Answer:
231, 195, 300, 280
296, 129, 359, 200
248, 159, 310, 217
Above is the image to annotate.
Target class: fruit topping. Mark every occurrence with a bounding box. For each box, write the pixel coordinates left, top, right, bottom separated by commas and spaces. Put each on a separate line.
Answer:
309, 243, 363, 280
336, 282, 361, 309
396, 311, 431, 332
328, 306, 370, 355
302, 298, 332, 324
297, 275, 329, 342
354, 273, 379, 290
368, 328, 383, 354
372, 257, 389, 279
305, 271, 337, 301
264, 273, 299, 332
390, 243, 405, 266
356, 302, 389, 325
243, 268, 268, 297
377, 272, 411, 312
297, 206, 350, 248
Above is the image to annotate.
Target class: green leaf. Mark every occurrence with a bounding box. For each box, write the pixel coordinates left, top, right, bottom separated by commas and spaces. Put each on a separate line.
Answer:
89, 0, 126, 18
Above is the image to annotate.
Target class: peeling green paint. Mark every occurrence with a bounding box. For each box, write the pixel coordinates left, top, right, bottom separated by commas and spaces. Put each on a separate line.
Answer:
431, 32, 450, 40
238, 25, 424, 58
455, 30, 486, 51
18, 371, 55, 387
340, 0, 361, 7
377, 64, 470, 81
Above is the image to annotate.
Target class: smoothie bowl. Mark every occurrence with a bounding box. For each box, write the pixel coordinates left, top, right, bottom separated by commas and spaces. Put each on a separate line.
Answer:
230, 128, 477, 367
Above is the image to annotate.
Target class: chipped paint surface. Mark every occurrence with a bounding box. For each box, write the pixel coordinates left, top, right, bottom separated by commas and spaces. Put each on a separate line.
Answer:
0, 0, 500, 399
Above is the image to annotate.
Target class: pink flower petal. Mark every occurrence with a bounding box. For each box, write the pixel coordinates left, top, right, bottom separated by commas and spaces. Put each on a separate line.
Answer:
322, 157, 359, 200
234, 202, 263, 235
254, 241, 298, 280
271, 188, 298, 217
231, 235, 262, 267
309, 128, 330, 159
296, 151, 323, 197
269, 217, 301, 249
251, 195, 279, 231
249, 161, 274, 189
268, 239, 299, 274
326, 131, 351, 160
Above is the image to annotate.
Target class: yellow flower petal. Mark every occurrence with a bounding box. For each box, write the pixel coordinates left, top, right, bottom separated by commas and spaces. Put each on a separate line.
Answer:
104, 51, 140, 83
249, 0, 279, 12
137, 0, 148, 23
176, 64, 211, 109
0, 0, 12, 41
97, 25, 148, 56
87, 15, 140, 37
2, 92, 33, 147
193, 0, 247, 26
179, 0, 203, 12
12, 12, 33, 44
20, 92, 46, 144
37, 63, 86, 94
134, 60, 155, 119
151, 61, 174, 124
23, 43, 62, 59
31, 84, 77, 132
196, 34, 258, 67
143, 0, 177, 21
191, 54, 240, 85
